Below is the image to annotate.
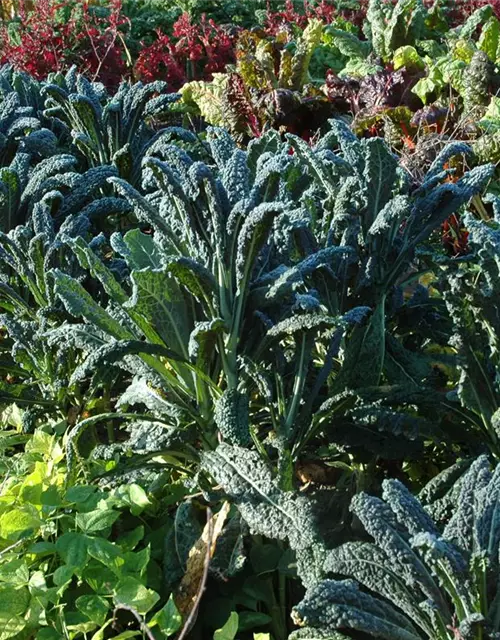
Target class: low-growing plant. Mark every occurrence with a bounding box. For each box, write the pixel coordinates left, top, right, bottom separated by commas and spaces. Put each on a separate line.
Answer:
0, 423, 188, 639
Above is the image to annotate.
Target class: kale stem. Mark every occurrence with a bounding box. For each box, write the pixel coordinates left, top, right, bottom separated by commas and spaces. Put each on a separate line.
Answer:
285, 334, 307, 438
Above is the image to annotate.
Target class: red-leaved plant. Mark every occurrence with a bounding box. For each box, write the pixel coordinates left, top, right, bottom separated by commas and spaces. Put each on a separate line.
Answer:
0, 0, 128, 88
134, 13, 237, 91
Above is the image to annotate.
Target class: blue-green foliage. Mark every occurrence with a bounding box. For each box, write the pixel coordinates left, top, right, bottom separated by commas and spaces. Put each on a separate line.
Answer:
0, 111, 490, 471
0, 65, 182, 233
0, 63, 493, 477
290, 455, 500, 639
0, 194, 99, 413
441, 200, 500, 457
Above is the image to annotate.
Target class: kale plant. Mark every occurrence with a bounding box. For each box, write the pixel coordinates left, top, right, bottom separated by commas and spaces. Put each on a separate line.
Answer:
291, 455, 500, 639
204, 445, 500, 638
440, 199, 500, 458
282, 123, 493, 461
43, 118, 495, 488
41, 69, 187, 182
0, 193, 119, 426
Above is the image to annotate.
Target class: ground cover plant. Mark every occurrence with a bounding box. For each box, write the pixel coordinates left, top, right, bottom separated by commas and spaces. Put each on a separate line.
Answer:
3, 1, 500, 640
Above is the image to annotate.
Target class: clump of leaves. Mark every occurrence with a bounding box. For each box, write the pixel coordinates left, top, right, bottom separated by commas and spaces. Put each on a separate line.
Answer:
0, 0, 129, 88
179, 18, 336, 141
134, 12, 238, 91
0, 424, 186, 639
291, 455, 500, 639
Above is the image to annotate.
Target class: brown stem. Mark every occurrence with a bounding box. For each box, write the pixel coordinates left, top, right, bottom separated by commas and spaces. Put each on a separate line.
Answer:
176, 507, 214, 640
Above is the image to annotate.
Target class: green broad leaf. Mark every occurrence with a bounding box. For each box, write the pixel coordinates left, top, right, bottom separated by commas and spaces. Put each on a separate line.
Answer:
459, 4, 493, 40
290, 18, 323, 89
332, 299, 386, 392
440, 59, 466, 93
28, 541, 56, 556
40, 485, 63, 507
0, 612, 26, 640
76, 594, 110, 626
235, 203, 284, 293
189, 319, 225, 372
36, 628, 64, 640
393, 45, 425, 71
478, 16, 500, 62
162, 502, 201, 591
384, 0, 421, 60
116, 526, 144, 551
267, 314, 340, 338
0, 506, 41, 540
0, 559, 29, 585
121, 547, 150, 578
110, 175, 184, 246
239, 612, 273, 632
214, 389, 251, 447
412, 76, 438, 105
89, 619, 113, 640
0, 585, 30, 616
202, 444, 318, 556
20, 480, 43, 508
366, 0, 386, 58
451, 39, 475, 64
28, 575, 57, 613
247, 130, 281, 177
242, 576, 274, 604
65, 236, 128, 305
113, 576, 160, 615
149, 594, 182, 636
0, 404, 23, 430
362, 138, 398, 233
326, 27, 370, 60
287, 133, 349, 194
211, 514, 246, 580
53, 565, 75, 587
166, 257, 216, 308
124, 268, 189, 356
117, 229, 162, 270
111, 484, 151, 517
129, 484, 151, 514
51, 269, 133, 340
278, 548, 297, 577
250, 544, 282, 575
479, 97, 500, 132
87, 537, 125, 574
65, 485, 97, 504
253, 635, 271, 640
340, 58, 381, 78
214, 612, 239, 640
55, 532, 89, 567
75, 508, 120, 533
65, 620, 97, 635
25, 431, 60, 458
82, 563, 119, 595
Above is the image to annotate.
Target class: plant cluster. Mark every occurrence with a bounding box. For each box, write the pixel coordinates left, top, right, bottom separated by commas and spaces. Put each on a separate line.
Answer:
0, 0, 128, 87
